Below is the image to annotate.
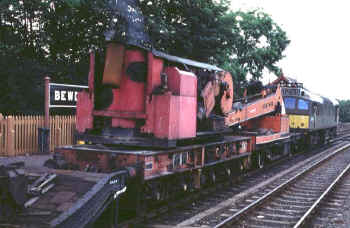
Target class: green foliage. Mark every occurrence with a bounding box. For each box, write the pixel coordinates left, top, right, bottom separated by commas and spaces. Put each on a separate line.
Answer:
0, 0, 289, 114
339, 100, 350, 122
141, 0, 234, 62
140, 0, 289, 94
225, 10, 289, 79
0, 0, 109, 114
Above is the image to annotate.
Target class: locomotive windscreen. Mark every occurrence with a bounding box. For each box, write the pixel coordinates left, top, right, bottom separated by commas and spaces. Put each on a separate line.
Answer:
284, 97, 296, 110
104, 0, 152, 50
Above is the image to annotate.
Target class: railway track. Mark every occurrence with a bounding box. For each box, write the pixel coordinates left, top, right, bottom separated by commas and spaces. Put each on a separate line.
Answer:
308, 166, 350, 227
143, 136, 350, 227
212, 143, 350, 228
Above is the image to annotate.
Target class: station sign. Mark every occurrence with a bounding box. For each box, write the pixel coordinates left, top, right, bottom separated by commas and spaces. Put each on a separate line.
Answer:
49, 83, 88, 108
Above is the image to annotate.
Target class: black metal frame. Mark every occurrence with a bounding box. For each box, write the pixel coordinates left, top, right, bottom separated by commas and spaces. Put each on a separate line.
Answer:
50, 170, 128, 228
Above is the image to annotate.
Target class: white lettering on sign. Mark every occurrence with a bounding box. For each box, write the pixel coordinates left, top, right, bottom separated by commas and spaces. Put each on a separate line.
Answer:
55, 91, 60, 101
67, 91, 74, 101
54, 90, 79, 102
61, 91, 66, 101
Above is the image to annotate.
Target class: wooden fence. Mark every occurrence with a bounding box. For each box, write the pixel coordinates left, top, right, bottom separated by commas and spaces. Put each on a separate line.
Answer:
0, 115, 76, 156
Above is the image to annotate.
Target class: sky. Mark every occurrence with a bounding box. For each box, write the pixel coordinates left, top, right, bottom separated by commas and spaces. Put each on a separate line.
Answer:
230, 0, 350, 101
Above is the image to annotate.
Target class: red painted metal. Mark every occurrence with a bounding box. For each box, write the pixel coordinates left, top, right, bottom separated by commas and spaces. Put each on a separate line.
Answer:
88, 52, 95, 95
141, 63, 197, 139
153, 93, 196, 139
71, 42, 294, 188
141, 53, 164, 135
103, 49, 147, 128
245, 114, 289, 134
76, 53, 95, 133
77, 47, 198, 140
117, 49, 146, 112
76, 91, 93, 133
226, 85, 284, 127
146, 53, 163, 94
93, 110, 146, 119
148, 66, 198, 139
166, 67, 197, 97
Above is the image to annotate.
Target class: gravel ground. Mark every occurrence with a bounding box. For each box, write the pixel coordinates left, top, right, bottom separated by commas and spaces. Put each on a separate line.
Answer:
342, 195, 350, 228
0, 154, 52, 167
145, 142, 349, 227
320, 176, 350, 228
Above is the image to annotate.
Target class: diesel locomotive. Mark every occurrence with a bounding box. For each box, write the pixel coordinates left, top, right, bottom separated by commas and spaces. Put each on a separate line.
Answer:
273, 76, 339, 146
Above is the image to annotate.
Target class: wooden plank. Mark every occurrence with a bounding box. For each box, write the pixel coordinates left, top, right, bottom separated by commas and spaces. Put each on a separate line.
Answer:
34, 116, 38, 153
29, 115, 34, 155
6, 116, 15, 156
0, 115, 77, 157
19, 116, 23, 155
0, 114, 4, 156
4, 116, 8, 156
16, 116, 19, 156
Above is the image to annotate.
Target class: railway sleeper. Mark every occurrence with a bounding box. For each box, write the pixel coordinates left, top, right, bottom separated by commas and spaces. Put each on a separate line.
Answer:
284, 189, 322, 197
274, 197, 314, 206
252, 211, 300, 222
269, 201, 309, 210
261, 206, 305, 216
279, 193, 318, 201
243, 216, 294, 227
289, 185, 326, 192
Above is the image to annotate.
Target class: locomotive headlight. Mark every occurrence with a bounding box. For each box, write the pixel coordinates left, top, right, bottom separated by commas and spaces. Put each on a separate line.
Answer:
77, 140, 85, 145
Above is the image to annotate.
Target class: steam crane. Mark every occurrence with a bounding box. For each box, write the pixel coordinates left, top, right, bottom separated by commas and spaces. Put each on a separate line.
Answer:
55, 0, 291, 215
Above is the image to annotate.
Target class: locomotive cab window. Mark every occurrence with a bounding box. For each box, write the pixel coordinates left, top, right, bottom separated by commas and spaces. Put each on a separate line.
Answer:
297, 99, 309, 110
284, 97, 296, 109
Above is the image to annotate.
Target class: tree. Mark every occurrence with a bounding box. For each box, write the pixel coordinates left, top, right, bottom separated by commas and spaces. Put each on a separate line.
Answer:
0, 0, 110, 114
140, 0, 289, 96
339, 100, 350, 123
0, 0, 289, 114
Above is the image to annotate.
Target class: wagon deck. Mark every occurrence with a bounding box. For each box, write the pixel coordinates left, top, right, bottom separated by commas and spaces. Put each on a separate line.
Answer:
1, 155, 127, 228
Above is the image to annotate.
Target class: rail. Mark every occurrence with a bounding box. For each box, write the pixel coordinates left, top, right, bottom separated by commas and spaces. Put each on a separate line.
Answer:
214, 143, 350, 228
294, 163, 350, 227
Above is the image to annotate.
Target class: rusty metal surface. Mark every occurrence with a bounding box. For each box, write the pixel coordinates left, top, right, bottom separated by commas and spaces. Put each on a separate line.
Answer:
7, 172, 95, 227
4, 165, 127, 228
57, 135, 251, 156
50, 170, 127, 228
75, 132, 177, 148
102, 43, 125, 87
219, 72, 234, 114
201, 81, 216, 118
